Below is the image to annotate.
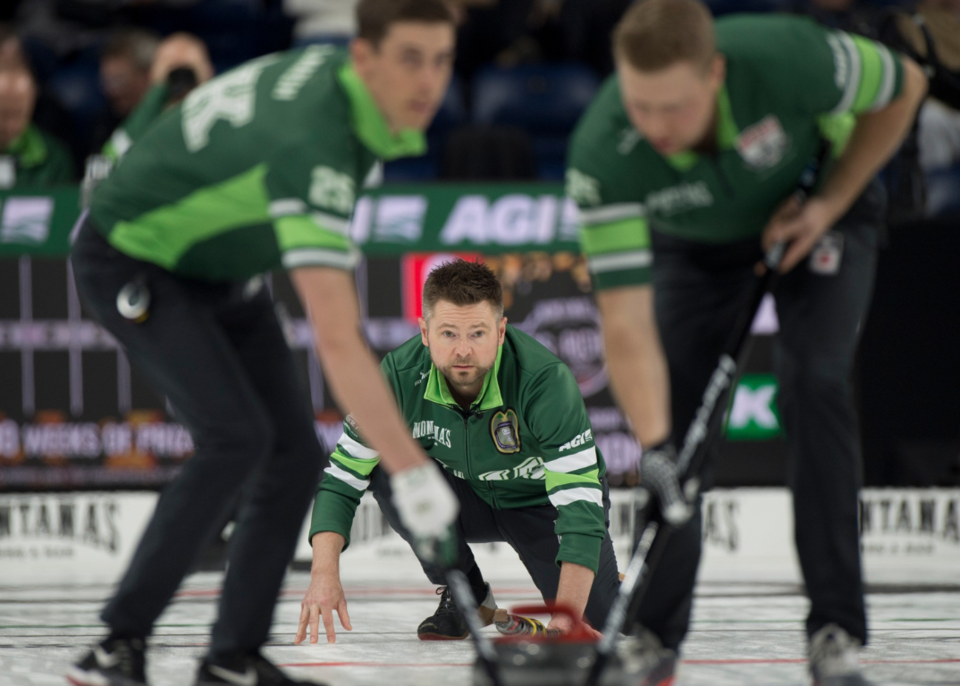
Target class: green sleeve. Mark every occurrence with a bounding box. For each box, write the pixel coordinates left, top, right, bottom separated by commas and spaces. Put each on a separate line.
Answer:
265, 137, 360, 272
567, 81, 653, 292
525, 363, 606, 573
309, 355, 398, 549
763, 19, 904, 116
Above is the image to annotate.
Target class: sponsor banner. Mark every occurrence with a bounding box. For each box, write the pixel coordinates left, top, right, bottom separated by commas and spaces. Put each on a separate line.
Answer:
0, 411, 194, 489
515, 296, 608, 398
0, 416, 347, 490
0, 491, 157, 583
0, 186, 80, 256
1, 487, 951, 586
724, 374, 783, 441
859, 489, 960, 583
0, 184, 579, 257
298, 488, 960, 587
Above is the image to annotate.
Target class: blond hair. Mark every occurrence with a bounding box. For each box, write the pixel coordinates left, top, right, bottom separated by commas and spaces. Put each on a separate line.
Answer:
614, 0, 716, 72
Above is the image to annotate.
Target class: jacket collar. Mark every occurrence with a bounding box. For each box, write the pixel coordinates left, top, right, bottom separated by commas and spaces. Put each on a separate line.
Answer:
337, 62, 427, 160
423, 345, 504, 411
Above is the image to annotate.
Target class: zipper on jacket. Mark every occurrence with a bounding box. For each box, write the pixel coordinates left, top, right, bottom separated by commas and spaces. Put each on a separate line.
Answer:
459, 408, 501, 509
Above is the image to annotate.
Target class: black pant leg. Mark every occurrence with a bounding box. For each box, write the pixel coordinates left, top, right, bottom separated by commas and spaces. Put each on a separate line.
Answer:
369, 463, 495, 586
208, 285, 326, 655
633, 234, 757, 650
774, 183, 882, 645
71, 220, 279, 639
490, 477, 621, 630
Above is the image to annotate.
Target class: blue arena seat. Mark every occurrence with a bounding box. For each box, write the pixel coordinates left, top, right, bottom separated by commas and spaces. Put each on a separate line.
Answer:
472, 64, 599, 180
430, 75, 468, 139
472, 63, 599, 136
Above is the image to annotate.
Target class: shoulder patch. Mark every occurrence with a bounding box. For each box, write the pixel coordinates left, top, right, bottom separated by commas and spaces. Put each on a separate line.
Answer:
735, 115, 791, 170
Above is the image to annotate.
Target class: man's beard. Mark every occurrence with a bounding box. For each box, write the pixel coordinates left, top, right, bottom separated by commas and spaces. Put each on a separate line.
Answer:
441, 357, 494, 392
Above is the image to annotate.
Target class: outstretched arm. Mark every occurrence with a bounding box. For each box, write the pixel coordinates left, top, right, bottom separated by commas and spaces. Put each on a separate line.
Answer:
595, 284, 671, 448
291, 267, 429, 474
764, 57, 928, 272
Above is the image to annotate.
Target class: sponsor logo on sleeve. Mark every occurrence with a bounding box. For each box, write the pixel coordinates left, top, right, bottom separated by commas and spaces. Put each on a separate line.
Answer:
558, 429, 593, 452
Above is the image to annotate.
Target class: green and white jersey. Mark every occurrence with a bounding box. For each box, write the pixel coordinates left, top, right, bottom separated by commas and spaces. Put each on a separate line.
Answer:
567, 14, 904, 291
311, 325, 609, 573
90, 46, 425, 281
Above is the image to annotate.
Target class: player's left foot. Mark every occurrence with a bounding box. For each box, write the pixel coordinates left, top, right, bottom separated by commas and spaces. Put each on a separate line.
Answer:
195, 651, 326, 686
809, 624, 874, 686
67, 637, 147, 686
417, 583, 497, 640
616, 628, 677, 686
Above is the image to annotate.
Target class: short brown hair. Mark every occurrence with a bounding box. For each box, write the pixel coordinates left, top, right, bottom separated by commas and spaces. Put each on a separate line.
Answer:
102, 28, 160, 71
422, 260, 503, 320
356, 0, 457, 48
613, 0, 716, 72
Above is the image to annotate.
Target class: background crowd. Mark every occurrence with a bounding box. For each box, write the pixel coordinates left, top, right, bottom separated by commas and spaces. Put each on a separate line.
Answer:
0, 0, 958, 219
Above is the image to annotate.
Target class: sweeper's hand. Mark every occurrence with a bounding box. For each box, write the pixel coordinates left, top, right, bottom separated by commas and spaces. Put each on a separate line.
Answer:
638, 441, 692, 527
391, 461, 460, 565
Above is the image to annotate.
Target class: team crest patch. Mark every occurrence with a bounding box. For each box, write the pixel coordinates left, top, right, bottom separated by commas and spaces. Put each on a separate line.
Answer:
491, 409, 521, 454
736, 115, 790, 170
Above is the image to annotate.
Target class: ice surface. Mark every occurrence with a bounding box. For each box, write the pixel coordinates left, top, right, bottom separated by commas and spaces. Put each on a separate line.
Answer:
1, 563, 958, 686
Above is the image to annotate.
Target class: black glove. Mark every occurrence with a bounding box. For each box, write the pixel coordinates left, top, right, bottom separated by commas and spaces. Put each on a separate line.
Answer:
637, 440, 693, 528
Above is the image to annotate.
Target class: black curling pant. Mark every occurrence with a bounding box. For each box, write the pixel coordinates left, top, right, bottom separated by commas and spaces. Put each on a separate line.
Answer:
633, 181, 884, 650
71, 217, 325, 656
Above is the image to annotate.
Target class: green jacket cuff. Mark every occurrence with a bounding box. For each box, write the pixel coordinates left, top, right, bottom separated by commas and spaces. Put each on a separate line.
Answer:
309, 490, 357, 552
556, 532, 602, 574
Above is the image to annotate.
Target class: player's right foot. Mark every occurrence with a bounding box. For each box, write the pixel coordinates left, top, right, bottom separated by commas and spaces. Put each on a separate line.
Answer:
67, 637, 147, 686
616, 628, 677, 686
417, 583, 497, 640
195, 651, 326, 686
809, 624, 874, 686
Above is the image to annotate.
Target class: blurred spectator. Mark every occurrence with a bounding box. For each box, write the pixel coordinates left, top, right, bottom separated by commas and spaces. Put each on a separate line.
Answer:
284, 0, 358, 46
0, 67, 74, 188
90, 28, 160, 152
102, 32, 213, 163
897, 0, 960, 173
0, 24, 28, 70
101, 28, 159, 120
0, 25, 77, 172
149, 32, 213, 86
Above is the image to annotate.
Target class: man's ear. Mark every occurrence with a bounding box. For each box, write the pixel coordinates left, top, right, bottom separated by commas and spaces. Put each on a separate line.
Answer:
498, 317, 507, 345
349, 37, 375, 78
709, 53, 726, 89
419, 317, 429, 347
